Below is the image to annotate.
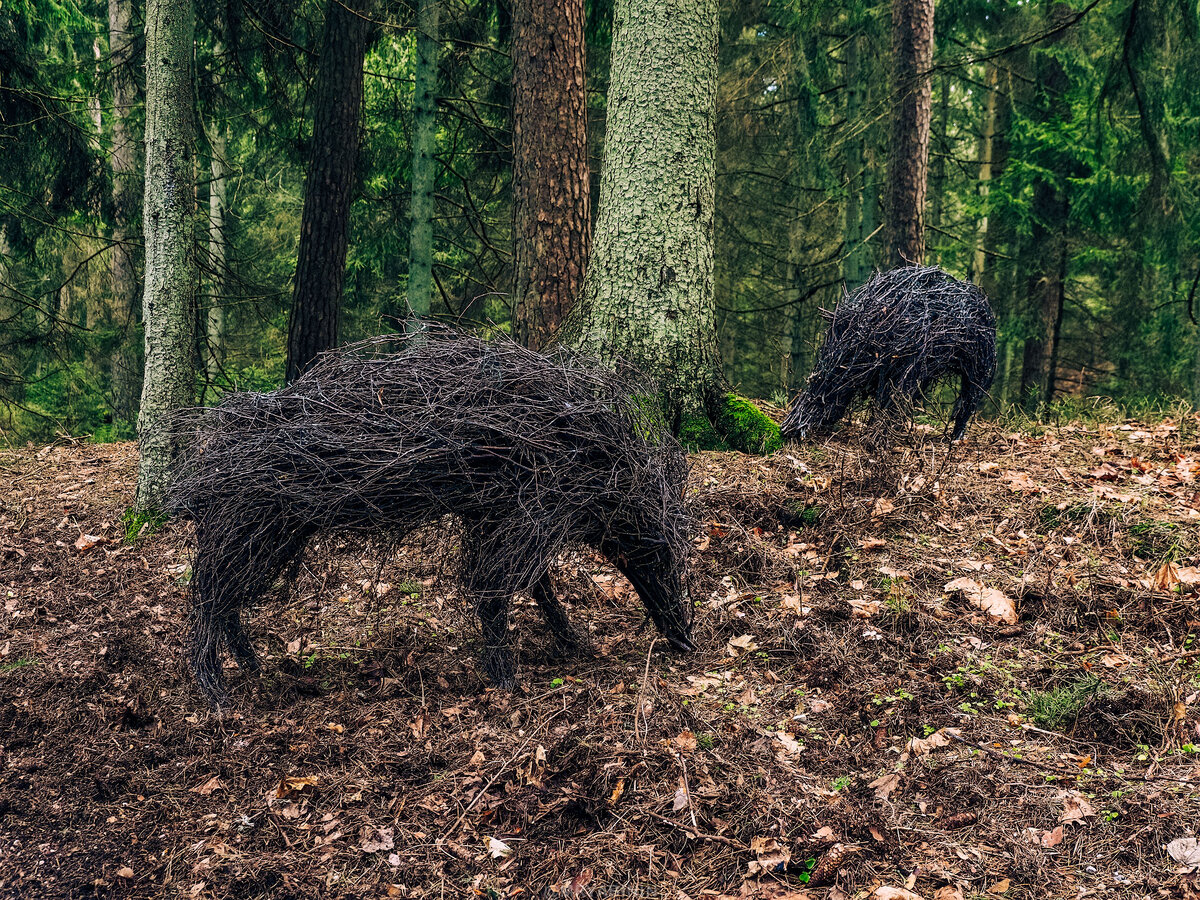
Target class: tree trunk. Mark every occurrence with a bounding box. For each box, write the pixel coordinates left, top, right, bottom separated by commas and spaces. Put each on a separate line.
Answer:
206, 122, 228, 396
1018, 10, 1071, 412
970, 63, 998, 283
842, 31, 872, 288
510, 0, 590, 350
930, 71, 949, 237
981, 49, 1021, 405
285, 0, 374, 382
136, 0, 196, 510
882, 0, 934, 267
406, 0, 439, 326
560, 0, 722, 427
109, 0, 141, 426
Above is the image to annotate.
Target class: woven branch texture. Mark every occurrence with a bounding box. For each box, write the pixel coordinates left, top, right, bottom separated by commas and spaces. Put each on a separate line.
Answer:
171, 327, 695, 706
782, 265, 997, 441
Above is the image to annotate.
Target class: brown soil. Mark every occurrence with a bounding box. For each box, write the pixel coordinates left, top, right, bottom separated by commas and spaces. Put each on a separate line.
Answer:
2, 418, 1199, 900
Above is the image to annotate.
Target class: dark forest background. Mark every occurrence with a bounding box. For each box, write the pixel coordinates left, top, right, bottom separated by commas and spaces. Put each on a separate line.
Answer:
2, 0, 1198, 443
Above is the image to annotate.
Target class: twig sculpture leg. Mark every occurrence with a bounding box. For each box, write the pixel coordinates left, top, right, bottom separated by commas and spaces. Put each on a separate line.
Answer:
531, 573, 584, 651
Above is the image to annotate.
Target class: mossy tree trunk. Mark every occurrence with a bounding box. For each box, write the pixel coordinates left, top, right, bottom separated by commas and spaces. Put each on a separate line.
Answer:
560, 0, 724, 430
1018, 6, 1072, 412
406, 0, 439, 326
205, 118, 228, 397
108, 0, 141, 427
136, 0, 196, 511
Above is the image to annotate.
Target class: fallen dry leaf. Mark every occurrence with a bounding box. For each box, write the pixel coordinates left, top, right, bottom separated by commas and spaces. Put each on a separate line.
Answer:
869, 772, 901, 800
359, 826, 394, 853
1152, 561, 1181, 593
1059, 791, 1096, 824
944, 577, 1018, 624
747, 836, 791, 876
1167, 836, 1200, 867
672, 780, 689, 812
873, 888, 924, 900
727, 633, 759, 655
274, 775, 318, 799
487, 836, 513, 859
189, 776, 224, 796
872, 497, 896, 517
74, 533, 106, 553
904, 728, 959, 758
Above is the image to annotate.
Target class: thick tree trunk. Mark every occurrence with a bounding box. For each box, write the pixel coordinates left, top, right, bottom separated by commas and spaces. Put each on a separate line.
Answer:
109, 0, 141, 426
406, 0, 439, 326
510, 0, 590, 350
285, 0, 374, 382
882, 0, 934, 267
136, 0, 196, 510
560, 0, 722, 426
206, 124, 228, 395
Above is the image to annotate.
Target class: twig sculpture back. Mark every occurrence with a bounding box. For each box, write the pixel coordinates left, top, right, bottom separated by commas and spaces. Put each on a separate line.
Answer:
171, 328, 695, 707
782, 266, 996, 441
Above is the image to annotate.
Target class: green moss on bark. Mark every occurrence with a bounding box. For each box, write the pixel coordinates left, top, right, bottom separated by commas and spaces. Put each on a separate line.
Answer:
714, 393, 782, 455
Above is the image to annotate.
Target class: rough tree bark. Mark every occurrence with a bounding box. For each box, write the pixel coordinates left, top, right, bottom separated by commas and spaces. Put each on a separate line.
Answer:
510, 0, 590, 350
882, 0, 934, 267
109, 0, 141, 426
136, 0, 196, 510
406, 0, 439, 326
206, 121, 228, 395
285, 0, 374, 382
560, 0, 725, 432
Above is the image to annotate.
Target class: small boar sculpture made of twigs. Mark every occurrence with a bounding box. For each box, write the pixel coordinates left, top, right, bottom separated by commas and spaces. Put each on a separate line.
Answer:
782, 265, 997, 442
171, 328, 695, 708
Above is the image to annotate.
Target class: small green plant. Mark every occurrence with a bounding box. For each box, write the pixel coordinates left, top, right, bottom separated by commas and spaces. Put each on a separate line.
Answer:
1027, 674, 1106, 729
550, 677, 564, 688
795, 856, 818, 884
121, 506, 167, 543
1128, 520, 1185, 563
830, 775, 851, 792
0, 657, 38, 674
781, 500, 822, 527
396, 579, 422, 598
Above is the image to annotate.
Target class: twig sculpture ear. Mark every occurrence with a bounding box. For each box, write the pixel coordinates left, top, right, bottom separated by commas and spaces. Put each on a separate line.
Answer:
171, 326, 696, 708
781, 266, 996, 442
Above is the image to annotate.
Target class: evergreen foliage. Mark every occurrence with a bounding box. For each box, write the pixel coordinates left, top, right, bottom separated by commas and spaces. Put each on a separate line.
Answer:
1, 0, 1197, 441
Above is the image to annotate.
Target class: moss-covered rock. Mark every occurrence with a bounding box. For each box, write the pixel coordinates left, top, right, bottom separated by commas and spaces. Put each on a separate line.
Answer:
714, 393, 782, 455
679, 412, 728, 452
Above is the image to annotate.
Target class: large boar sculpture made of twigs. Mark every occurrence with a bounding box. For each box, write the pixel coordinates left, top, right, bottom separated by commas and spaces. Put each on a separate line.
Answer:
171, 328, 695, 708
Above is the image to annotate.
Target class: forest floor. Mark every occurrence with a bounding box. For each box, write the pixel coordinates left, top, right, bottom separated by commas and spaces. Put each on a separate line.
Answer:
2, 413, 1200, 900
